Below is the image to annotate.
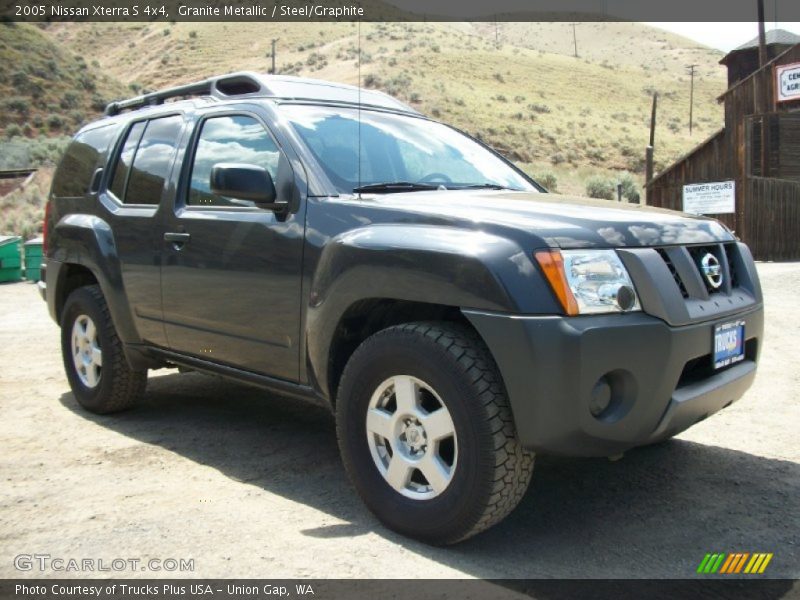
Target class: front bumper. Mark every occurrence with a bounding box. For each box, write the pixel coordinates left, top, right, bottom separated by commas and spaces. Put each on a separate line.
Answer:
465, 307, 763, 457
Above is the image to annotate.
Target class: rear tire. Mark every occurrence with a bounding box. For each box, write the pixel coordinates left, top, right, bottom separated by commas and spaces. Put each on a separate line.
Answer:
60, 285, 146, 414
336, 321, 534, 544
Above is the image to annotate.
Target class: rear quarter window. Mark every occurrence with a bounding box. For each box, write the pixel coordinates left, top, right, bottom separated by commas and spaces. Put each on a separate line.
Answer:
51, 124, 120, 198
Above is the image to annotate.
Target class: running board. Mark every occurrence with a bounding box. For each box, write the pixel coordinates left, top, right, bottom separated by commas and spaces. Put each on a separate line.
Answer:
148, 347, 327, 407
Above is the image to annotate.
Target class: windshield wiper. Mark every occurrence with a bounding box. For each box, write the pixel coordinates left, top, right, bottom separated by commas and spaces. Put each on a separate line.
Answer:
456, 183, 518, 190
353, 181, 441, 194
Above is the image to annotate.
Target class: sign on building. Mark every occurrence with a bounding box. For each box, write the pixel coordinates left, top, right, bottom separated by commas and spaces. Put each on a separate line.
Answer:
682, 181, 735, 215
776, 61, 800, 103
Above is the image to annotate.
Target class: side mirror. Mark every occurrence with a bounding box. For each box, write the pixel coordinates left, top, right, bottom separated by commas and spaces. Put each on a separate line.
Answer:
209, 163, 285, 210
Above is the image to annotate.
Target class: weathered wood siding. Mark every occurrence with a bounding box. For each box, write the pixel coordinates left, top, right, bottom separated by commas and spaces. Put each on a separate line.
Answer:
647, 44, 800, 260
745, 177, 800, 261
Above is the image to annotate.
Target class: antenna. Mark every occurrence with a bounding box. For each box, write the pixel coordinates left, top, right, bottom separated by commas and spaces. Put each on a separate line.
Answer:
357, 13, 362, 193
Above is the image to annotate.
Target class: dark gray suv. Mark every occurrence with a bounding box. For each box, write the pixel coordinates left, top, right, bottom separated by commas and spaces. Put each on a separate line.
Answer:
41, 72, 763, 544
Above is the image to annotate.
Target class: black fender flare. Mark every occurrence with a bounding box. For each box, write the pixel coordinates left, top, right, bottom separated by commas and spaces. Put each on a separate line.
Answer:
305, 224, 559, 399
50, 213, 141, 346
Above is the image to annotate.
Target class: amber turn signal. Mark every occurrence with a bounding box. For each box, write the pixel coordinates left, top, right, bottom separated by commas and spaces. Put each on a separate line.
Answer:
534, 250, 580, 316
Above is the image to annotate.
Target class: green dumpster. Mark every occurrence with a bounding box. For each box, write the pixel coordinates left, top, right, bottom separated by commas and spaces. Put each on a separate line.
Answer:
24, 236, 44, 282
0, 236, 22, 283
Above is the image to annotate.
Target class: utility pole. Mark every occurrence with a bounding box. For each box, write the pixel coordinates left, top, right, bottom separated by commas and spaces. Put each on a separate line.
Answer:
645, 92, 658, 194
686, 64, 697, 136
270, 38, 278, 74
494, 18, 499, 48
757, 0, 767, 67
571, 23, 578, 58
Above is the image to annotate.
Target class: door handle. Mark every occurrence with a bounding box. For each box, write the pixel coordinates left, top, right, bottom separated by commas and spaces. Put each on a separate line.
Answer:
164, 232, 191, 248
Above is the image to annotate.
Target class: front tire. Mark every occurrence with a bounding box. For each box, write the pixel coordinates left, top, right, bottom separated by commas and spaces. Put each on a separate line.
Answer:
60, 285, 146, 414
336, 322, 534, 544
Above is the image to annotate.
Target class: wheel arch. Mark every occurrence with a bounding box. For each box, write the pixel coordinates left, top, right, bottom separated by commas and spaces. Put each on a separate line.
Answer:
318, 298, 492, 406
49, 213, 141, 347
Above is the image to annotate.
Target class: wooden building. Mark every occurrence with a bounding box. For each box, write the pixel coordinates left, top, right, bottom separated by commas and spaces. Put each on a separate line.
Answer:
647, 32, 800, 261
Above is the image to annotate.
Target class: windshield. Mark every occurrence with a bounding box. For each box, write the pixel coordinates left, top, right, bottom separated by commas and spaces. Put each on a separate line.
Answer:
281, 104, 537, 195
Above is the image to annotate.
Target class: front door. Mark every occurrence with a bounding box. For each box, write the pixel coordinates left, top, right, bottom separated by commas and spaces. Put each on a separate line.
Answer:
160, 111, 305, 381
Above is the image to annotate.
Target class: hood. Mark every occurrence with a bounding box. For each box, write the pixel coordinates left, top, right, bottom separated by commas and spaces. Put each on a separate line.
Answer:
361, 190, 735, 249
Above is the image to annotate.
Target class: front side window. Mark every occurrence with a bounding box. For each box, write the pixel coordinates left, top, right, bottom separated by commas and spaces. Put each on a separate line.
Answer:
281, 105, 536, 195
109, 115, 183, 205
187, 115, 280, 207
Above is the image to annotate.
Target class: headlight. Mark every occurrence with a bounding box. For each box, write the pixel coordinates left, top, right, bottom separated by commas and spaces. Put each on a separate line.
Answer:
535, 249, 640, 315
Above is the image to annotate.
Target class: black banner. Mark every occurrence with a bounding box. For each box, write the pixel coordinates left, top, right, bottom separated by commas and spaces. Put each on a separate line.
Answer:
3, 0, 800, 22
1, 580, 799, 600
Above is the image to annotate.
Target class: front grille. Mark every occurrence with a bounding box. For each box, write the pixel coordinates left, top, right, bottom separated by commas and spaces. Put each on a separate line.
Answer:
656, 243, 740, 299
687, 245, 725, 295
657, 248, 689, 298
724, 244, 739, 289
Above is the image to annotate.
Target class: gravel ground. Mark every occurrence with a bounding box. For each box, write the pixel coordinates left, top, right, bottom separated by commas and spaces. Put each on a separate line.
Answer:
0, 263, 798, 579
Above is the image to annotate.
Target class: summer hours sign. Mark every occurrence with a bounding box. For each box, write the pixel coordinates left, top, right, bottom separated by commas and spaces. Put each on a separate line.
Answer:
776, 61, 800, 103
682, 181, 735, 215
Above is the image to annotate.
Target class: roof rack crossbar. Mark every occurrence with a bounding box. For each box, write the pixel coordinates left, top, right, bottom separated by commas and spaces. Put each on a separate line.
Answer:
104, 78, 216, 116
103, 72, 419, 117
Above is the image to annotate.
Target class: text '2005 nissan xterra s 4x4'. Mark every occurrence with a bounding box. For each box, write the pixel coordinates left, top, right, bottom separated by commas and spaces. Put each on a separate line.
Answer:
41, 73, 763, 544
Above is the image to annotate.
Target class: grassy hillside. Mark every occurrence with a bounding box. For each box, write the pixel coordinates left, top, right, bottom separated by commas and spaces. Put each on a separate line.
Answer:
0, 23, 125, 139
47, 21, 727, 191
1, 21, 729, 236
478, 22, 724, 78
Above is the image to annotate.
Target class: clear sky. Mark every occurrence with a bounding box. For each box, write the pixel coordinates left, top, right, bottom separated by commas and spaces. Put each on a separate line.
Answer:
646, 22, 800, 51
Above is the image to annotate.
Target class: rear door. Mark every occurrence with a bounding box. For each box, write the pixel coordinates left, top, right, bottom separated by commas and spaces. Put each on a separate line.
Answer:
160, 109, 305, 382
101, 114, 185, 347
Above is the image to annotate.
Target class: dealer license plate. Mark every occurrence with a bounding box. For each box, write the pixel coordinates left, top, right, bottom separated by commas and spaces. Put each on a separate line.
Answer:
713, 320, 745, 369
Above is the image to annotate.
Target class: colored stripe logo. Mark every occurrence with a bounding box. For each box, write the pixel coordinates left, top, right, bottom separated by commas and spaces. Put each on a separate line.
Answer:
697, 552, 773, 574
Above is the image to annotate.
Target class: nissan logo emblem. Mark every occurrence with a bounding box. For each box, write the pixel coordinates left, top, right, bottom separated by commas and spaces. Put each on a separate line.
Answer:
701, 253, 723, 289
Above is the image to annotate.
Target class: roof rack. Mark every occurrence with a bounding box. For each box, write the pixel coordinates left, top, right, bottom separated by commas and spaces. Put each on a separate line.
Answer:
104, 73, 264, 116
104, 72, 418, 117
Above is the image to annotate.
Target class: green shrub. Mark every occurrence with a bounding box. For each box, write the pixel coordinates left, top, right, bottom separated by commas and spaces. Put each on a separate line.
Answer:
60, 92, 80, 110
535, 171, 558, 192
363, 74, 381, 88
618, 172, 641, 203
91, 95, 108, 112
5, 124, 23, 138
3, 97, 29, 115
528, 103, 550, 114
47, 114, 65, 130
585, 177, 615, 200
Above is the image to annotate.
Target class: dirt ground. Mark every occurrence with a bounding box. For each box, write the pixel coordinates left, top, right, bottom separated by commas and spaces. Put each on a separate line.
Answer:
0, 263, 798, 580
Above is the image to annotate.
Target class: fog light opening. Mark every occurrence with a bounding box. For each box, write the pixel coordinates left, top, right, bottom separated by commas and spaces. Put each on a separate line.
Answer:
589, 377, 612, 417
589, 370, 637, 423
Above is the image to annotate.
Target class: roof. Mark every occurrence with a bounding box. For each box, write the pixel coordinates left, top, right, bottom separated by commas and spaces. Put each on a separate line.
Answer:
104, 72, 419, 117
720, 29, 800, 64
733, 28, 800, 52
